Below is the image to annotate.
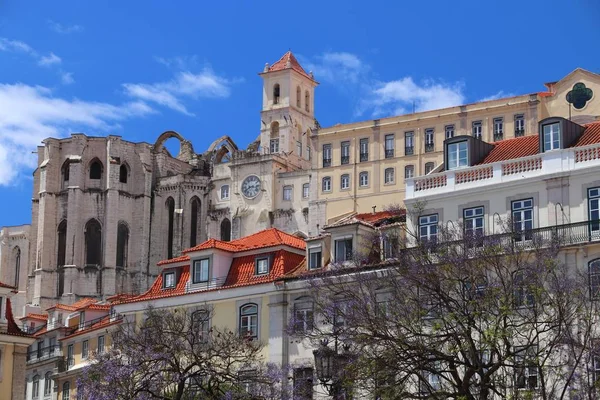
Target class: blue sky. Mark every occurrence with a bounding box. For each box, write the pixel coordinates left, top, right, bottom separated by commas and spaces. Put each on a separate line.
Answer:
1, 0, 599, 227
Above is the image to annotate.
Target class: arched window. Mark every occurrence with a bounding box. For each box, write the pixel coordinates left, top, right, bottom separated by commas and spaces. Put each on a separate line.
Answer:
44, 372, 52, 396
425, 162, 435, 175
85, 219, 102, 265
589, 259, 600, 299
296, 86, 301, 108
340, 174, 350, 190
13, 247, 20, 288
359, 171, 369, 187
116, 222, 129, 268
270, 121, 279, 138
273, 84, 280, 104
322, 177, 332, 192
32, 375, 40, 398
61, 160, 70, 188
57, 220, 67, 267
220, 218, 231, 242
166, 197, 175, 259
305, 90, 310, 112
190, 197, 201, 247
62, 381, 70, 400
89, 159, 103, 180
384, 168, 395, 184
119, 163, 128, 183
239, 303, 258, 338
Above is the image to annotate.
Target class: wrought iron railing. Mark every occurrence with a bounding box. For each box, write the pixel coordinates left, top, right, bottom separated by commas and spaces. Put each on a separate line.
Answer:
385, 149, 394, 158
27, 345, 62, 363
78, 313, 123, 331
360, 153, 369, 162
425, 143, 434, 153
515, 129, 525, 137
341, 156, 350, 165
185, 276, 228, 293
323, 158, 332, 168
405, 146, 414, 156
493, 132, 504, 141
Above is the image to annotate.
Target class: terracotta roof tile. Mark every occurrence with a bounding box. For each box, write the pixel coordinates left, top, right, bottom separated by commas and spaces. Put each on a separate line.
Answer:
33, 326, 48, 337
19, 313, 48, 321
539, 91, 554, 97
183, 228, 305, 255
118, 265, 191, 304
224, 250, 305, 287
0, 281, 16, 290
326, 210, 405, 229
61, 316, 122, 340
479, 135, 540, 164
574, 121, 600, 147
46, 297, 98, 312
157, 254, 190, 266
267, 51, 313, 80
3, 298, 31, 337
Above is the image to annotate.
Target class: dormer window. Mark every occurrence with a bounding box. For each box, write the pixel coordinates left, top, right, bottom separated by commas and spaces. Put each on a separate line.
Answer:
193, 259, 210, 283
255, 257, 270, 275
447, 141, 468, 170
543, 122, 560, 151
163, 271, 176, 289
334, 236, 353, 263
308, 246, 322, 270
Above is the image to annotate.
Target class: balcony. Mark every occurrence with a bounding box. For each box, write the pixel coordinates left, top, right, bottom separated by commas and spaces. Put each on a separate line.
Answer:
27, 345, 62, 364
405, 146, 414, 156
515, 129, 525, 137
186, 276, 228, 293
385, 149, 394, 158
405, 142, 600, 199
78, 313, 123, 331
360, 153, 369, 162
341, 156, 350, 165
493, 132, 504, 141
323, 158, 332, 168
425, 143, 434, 153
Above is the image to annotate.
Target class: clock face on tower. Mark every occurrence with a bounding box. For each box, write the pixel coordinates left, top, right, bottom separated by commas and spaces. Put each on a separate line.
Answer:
241, 175, 261, 199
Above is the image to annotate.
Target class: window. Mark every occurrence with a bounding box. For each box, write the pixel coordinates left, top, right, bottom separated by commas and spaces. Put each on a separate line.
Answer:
82, 340, 89, 359
166, 197, 175, 259
382, 233, 400, 260
447, 141, 468, 170
359, 171, 369, 187
384, 134, 395, 158
589, 259, 600, 299
44, 372, 52, 396
296, 86, 301, 108
322, 144, 332, 167
425, 162, 434, 175
512, 198, 533, 242
89, 160, 102, 180
308, 247, 322, 270
33, 374, 40, 398
193, 259, 210, 283
294, 298, 314, 333
515, 114, 525, 137
270, 138, 279, 153
302, 183, 310, 198
341, 141, 350, 164
163, 271, 176, 288
61, 160, 70, 188
425, 129, 434, 152
67, 344, 74, 368
384, 168, 394, 184
305, 90, 310, 112
359, 138, 369, 162
119, 164, 128, 183
464, 207, 484, 245
191, 310, 210, 341
255, 257, 269, 275
293, 367, 314, 399
239, 304, 258, 338
116, 222, 129, 268
334, 237, 353, 263
493, 117, 504, 141
340, 174, 350, 190
419, 214, 438, 243
273, 84, 280, 104
57, 220, 67, 268
422, 362, 442, 392
84, 219, 102, 265
543, 122, 560, 151
306, 146, 311, 160
590, 187, 600, 234
62, 382, 70, 400
405, 131, 414, 155
238, 370, 258, 394
97, 335, 105, 354
190, 197, 201, 247
514, 345, 538, 389
296, 141, 302, 157
14, 247, 20, 288
472, 121, 482, 139
283, 185, 293, 201
321, 177, 331, 192
445, 124, 455, 139
514, 271, 535, 308
220, 185, 230, 200
220, 218, 231, 242
405, 165, 414, 179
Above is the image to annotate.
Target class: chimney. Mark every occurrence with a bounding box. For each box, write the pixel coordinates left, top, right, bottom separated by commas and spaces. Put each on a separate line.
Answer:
372, 206, 376, 214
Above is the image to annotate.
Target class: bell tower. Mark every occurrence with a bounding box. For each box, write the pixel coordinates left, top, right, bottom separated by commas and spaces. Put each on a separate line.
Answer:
259, 51, 318, 166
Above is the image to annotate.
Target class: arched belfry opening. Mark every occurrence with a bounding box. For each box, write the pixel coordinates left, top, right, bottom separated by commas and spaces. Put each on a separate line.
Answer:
85, 219, 102, 265
89, 158, 103, 180
166, 197, 175, 259
207, 136, 239, 164
119, 163, 129, 184
190, 196, 201, 247
116, 222, 129, 268
220, 218, 231, 242
273, 83, 280, 104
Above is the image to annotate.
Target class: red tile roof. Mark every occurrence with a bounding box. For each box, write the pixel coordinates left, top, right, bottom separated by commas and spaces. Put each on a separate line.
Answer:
19, 313, 48, 321
61, 315, 122, 340
224, 250, 305, 288
479, 135, 539, 164
326, 210, 405, 229
0, 281, 16, 290
183, 228, 305, 255
157, 254, 190, 266
46, 297, 98, 312
3, 298, 31, 337
539, 91, 554, 97
574, 121, 600, 147
267, 51, 313, 80
119, 265, 191, 304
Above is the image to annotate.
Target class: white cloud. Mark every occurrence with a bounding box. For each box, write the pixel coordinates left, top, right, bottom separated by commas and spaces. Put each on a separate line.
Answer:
48, 20, 83, 34
123, 68, 233, 116
38, 52, 62, 67
61, 71, 75, 85
0, 38, 35, 55
362, 77, 465, 117
0, 83, 154, 186
478, 90, 515, 102
302, 52, 366, 84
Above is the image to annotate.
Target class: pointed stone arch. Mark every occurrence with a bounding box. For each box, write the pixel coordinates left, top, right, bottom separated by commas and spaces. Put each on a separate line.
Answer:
207, 135, 238, 164
153, 130, 194, 162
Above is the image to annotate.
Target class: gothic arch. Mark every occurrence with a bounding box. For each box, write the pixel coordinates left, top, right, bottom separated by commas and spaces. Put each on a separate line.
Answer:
119, 162, 130, 184
166, 197, 175, 259
153, 130, 195, 162
84, 219, 102, 265
88, 158, 103, 180
207, 135, 238, 164
270, 122, 280, 138
220, 218, 231, 242
190, 196, 202, 247
12, 246, 20, 289
116, 221, 129, 268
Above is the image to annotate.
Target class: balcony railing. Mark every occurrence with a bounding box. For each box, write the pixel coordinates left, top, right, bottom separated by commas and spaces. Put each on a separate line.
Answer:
425, 143, 434, 153
323, 158, 332, 168
493, 132, 504, 141
405, 146, 414, 156
78, 313, 123, 331
360, 153, 368, 162
186, 276, 228, 293
341, 156, 350, 165
385, 149, 394, 158
515, 129, 525, 137
27, 345, 62, 363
